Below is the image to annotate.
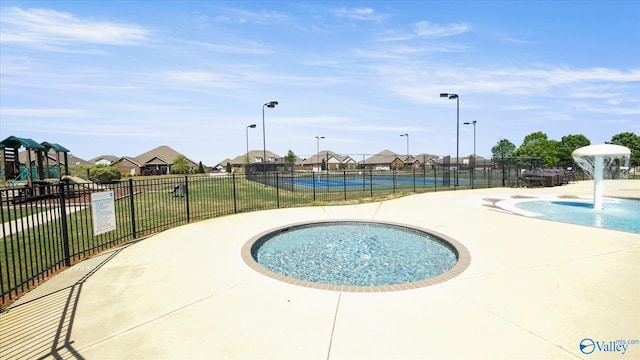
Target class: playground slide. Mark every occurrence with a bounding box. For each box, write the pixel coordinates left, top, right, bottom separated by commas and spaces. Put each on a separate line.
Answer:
62, 175, 106, 189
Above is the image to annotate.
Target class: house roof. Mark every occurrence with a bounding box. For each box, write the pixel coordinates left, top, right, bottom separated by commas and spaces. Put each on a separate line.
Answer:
216, 159, 233, 167
301, 150, 355, 165
131, 145, 198, 167
18, 149, 75, 164
292, 156, 305, 166
361, 150, 400, 165
144, 156, 170, 166
228, 150, 282, 165
116, 157, 142, 167
67, 153, 90, 165
414, 153, 441, 161
89, 155, 120, 163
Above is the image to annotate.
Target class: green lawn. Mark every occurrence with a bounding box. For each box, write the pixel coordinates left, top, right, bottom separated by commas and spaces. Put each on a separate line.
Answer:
1, 175, 419, 298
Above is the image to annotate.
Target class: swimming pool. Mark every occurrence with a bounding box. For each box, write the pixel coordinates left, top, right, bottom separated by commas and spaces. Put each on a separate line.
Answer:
242, 220, 471, 292
513, 198, 640, 233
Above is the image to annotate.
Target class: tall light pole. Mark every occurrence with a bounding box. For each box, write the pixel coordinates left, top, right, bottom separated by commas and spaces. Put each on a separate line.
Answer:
262, 101, 278, 177
464, 120, 477, 189
400, 133, 409, 157
246, 124, 256, 171
315, 136, 324, 172
440, 93, 459, 188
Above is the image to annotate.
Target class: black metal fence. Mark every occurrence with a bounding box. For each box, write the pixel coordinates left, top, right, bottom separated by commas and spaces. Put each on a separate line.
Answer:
0, 162, 578, 305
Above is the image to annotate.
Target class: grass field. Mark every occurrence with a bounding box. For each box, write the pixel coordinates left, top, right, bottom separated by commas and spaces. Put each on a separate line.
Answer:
1, 174, 430, 303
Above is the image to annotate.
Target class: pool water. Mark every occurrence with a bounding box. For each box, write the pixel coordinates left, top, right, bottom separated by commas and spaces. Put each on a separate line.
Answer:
253, 222, 458, 286
514, 198, 640, 233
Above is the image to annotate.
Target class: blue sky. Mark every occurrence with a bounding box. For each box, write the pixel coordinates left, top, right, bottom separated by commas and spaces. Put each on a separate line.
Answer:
1, 1, 638, 166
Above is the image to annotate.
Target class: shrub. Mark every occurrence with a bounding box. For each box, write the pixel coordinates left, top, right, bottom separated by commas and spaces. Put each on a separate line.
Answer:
89, 165, 121, 183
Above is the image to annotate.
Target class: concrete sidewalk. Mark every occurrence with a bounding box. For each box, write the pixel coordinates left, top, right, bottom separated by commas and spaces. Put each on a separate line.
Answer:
1, 180, 638, 359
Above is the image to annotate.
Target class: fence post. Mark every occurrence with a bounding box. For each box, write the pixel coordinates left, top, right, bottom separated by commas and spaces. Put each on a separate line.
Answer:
184, 176, 190, 222
312, 171, 316, 201
369, 169, 373, 197
413, 168, 416, 192
393, 170, 397, 193
488, 163, 492, 188
58, 182, 71, 266
434, 167, 437, 192
343, 171, 347, 201
128, 179, 136, 238
276, 173, 280, 208
232, 173, 238, 213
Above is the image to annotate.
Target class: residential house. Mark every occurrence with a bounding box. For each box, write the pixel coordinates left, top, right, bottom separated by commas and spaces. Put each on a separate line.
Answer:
213, 158, 233, 173
114, 145, 199, 176
400, 155, 421, 170
360, 150, 405, 170
301, 151, 357, 171
89, 155, 119, 166
414, 153, 441, 170
115, 157, 143, 176
226, 150, 282, 173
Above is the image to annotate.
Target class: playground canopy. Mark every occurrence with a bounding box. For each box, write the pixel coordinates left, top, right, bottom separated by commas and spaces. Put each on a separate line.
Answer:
0, 136, 46, 151
1, 135, 71, 186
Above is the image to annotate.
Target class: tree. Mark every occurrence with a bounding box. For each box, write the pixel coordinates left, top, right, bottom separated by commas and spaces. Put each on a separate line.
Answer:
89, 165, 121, 183
559, 134, 590, 168
491, 139, 516, 186
70, 164, 120, 182
69, 164, 92, 179
513, 131, 559, 167
226, 162, 232, 173
197, 161, 205, 174
284, 150, 296, 173
172, 154, 190, 174
608, 132, 640, 167
491, 139, 516, 159
321, 158, 326, 171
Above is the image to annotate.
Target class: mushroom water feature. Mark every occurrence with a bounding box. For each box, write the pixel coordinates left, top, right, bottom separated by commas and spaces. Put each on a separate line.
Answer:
572, 144, 631, 210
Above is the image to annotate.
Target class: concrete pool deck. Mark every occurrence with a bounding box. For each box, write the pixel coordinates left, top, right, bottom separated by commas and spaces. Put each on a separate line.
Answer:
1, 180, 638, 359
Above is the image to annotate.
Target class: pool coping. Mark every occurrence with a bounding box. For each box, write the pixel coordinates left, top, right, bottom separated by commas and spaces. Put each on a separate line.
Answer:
240, 219, 471, 293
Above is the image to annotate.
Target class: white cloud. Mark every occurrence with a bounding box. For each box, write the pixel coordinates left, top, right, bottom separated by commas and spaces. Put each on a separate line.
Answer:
174, 38, 273, 55
333, 7, 388, 22
219, 9, 288, 25
0, 7, 151, 49
375, 63, 640, 100
502, 105, 550, 111
162, 71, 240, 88
413, 21, 468, 38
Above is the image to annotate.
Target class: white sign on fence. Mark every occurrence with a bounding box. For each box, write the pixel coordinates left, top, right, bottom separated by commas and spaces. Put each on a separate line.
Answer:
91, 190, 117, 235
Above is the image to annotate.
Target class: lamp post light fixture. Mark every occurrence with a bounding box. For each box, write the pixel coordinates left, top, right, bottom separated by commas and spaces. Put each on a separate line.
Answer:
315, 136, 324, 172
246, 124, 256, 170
400, 133, 409, 158
463, 120, 477, 189
262, 101, 278, 177
440, 93, 459, 188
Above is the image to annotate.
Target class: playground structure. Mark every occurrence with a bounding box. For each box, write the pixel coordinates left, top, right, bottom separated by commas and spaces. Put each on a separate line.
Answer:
0, 136, 73, 201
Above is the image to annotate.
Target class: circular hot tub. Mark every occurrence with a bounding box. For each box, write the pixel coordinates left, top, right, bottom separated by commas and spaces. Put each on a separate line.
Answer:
241, 220, 470, 292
